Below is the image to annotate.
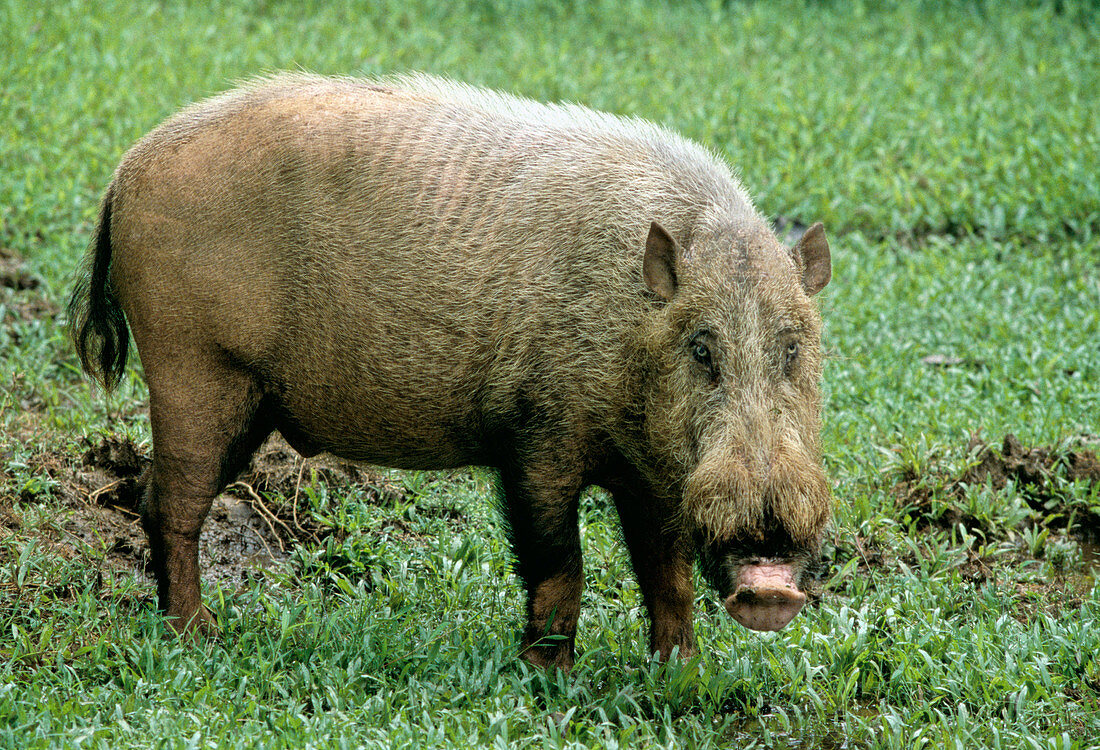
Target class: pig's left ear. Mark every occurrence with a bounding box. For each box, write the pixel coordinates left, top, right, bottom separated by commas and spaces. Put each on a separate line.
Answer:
643, 221, 680, 301
792, 222, 831, 296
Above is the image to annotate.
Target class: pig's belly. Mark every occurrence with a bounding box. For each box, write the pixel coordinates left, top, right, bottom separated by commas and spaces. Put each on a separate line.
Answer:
267, 367, 491, 470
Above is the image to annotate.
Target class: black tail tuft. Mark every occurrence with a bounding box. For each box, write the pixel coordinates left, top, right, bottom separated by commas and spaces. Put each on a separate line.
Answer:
68, 185, 130, 391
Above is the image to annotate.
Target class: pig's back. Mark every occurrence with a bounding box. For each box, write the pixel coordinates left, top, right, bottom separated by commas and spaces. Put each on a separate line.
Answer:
107, 75, 754, 465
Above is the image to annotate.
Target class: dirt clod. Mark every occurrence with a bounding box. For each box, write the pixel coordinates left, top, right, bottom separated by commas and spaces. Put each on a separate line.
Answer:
963, 433, 1100, 504
893, 433, 1100, 538
0, 249, 40, 291
78, 435, 149, 511
81, 435, 146, 478
1067, 450, 1100, 482
9, 433, 410, 588
237, 437, 405, 507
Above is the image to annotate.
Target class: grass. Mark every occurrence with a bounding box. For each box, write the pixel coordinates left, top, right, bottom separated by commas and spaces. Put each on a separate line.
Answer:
2, 0, 1100, 747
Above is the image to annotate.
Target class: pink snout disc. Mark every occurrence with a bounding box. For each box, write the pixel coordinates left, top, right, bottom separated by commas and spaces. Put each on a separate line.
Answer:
724, 563, 806, 632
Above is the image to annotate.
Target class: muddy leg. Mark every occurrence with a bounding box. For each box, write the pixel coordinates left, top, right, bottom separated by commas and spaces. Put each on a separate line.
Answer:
612, 485, 696, 661
499, 455, 584, 671
141, 363, 271, 634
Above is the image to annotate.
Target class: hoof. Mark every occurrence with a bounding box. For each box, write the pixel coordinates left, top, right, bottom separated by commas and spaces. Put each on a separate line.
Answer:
167, 604, 218, 639
520, 633, 575, 672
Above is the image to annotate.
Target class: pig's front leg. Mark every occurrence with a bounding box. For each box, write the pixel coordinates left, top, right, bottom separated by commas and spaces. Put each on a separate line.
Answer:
612, 484, 697, 661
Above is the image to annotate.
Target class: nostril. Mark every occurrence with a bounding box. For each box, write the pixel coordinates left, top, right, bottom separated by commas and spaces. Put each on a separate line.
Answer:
724, 563, 807, 632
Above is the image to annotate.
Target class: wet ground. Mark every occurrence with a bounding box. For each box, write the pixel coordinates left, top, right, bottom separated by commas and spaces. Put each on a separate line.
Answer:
891, 432, 1100, 541
2, 391, 1097, 614
7, 434, 407, 591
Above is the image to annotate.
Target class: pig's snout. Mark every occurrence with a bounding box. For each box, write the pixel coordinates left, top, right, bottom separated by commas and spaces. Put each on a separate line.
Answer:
724, 563, 806, 632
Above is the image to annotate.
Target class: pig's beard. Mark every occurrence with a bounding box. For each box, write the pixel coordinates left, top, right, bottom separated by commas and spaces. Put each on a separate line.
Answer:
683, 427, 831, 545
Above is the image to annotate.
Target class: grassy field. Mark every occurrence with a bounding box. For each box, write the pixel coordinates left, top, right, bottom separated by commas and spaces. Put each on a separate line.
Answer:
3, 0, 1099, 747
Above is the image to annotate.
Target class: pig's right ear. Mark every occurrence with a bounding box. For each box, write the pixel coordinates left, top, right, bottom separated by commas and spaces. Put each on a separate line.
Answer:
792, 222, 831, 296
643, 221, 680, 301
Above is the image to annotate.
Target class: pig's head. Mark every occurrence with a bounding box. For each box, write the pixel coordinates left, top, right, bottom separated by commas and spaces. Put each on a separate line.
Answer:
638, 213, 832, 632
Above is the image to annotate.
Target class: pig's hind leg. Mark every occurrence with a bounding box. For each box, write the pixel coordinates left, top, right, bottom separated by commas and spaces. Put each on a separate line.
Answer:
140, 356, 274, 634
498, 452, 585, 672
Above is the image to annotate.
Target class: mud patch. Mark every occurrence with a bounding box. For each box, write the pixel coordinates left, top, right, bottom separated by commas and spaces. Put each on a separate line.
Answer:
0, 248, 40, 291
78, 434, 148, 510
1008, 577, 1094, 624
825, 434, 1100, 605
0, 249, 58, 348
964, 433, 1100, 492
13, 437, 154, 576
7, 434, 411, 591
892, 433, 1100, 539
234, 437, 406, 508
225, 435, 409, 554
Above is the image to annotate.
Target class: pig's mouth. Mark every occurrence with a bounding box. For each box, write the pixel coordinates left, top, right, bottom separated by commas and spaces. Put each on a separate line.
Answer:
698, 535, 819, 633
723, 562, 806, 631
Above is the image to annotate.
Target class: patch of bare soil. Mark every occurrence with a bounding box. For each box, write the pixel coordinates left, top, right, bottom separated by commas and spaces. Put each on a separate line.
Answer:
0, 248, 58, 350
1008, 578, 1093, 624
5, 433, 409, 591
0, 248, 40, 291
893, 433, 1100, 539
824, 434, 1100, 619
964, 433, 1100, 492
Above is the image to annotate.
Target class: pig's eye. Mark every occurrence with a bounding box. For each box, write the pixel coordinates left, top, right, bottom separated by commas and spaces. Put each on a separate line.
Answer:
689, 333, 718, 380
784, 341, 799, 373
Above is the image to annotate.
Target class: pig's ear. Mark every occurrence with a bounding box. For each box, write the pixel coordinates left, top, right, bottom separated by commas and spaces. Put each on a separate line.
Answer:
792, 222, 831, 296
643, 221, 680, 301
